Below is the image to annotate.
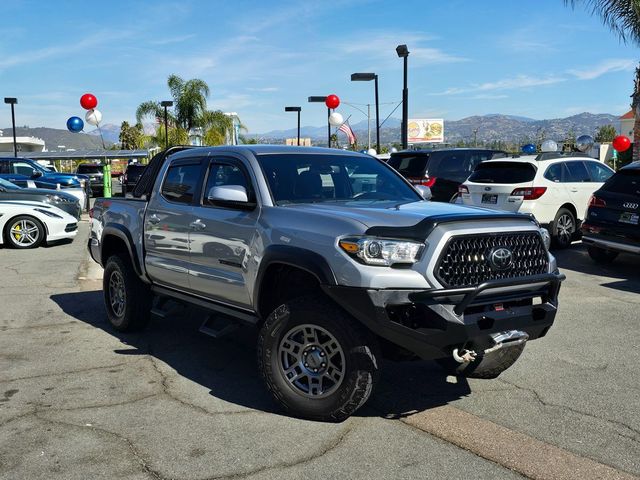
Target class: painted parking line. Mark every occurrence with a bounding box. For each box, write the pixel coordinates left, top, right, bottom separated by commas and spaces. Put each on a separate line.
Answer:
404, 405, 638, 480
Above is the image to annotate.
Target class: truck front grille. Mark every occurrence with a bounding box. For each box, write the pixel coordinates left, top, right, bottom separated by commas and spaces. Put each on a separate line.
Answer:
435, 232, 548, 288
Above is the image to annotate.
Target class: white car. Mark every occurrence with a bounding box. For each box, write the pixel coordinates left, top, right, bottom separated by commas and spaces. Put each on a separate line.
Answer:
0, 201, 78, 249
459, 153, 615, 248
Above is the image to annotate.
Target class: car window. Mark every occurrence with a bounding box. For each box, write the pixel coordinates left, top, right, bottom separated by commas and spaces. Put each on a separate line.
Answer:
564, 161, 590, 183
161, 163, 201, 204
387, 154, 429, 177
584, 161, 613, 183
468, 152, 495, 171
12, 161, 37, 176
468, 161, 537, 184
203, 163, 251, 206
431, 152, 469, 180
0, 161, 9, 174
544, 163, 567, 183
78, 165, 102, 174
600, 169, 640, 197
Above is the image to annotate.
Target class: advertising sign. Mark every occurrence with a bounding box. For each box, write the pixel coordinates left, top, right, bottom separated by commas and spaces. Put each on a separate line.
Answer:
408, 118, 444, 143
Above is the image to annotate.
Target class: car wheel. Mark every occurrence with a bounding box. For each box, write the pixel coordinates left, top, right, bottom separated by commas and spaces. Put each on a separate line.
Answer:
257, 295, 379, 422
552, 208, 576, 249
4, 215, 45, 249
587, 245, 618, 264
103, 255, 152, 332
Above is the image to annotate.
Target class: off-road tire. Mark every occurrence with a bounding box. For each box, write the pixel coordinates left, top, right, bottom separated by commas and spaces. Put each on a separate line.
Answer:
587, 245, 618, 264
257, 295, 379, 422
551, 208, 576, 249
437, 343, 525, 379
3, 215, 45, 249
103, 255, 152, 332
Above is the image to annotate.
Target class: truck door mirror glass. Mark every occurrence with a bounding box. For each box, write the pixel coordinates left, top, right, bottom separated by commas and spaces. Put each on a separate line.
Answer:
415, 185, 432, 200
32, 170, 43, 178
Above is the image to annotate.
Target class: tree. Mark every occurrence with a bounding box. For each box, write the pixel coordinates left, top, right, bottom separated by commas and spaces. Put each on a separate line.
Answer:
565, 1, 640, 160
595, 124, 617, 142
563, 128, 577, 151
119, 121, 147, 149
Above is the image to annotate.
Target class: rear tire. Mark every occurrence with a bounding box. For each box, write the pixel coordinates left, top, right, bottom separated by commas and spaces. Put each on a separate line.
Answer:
103, 255, 152, 332
257, 295, 379, 422
4, 215, 45, 249
587, 245, 618, 264
552, 208, 576, 249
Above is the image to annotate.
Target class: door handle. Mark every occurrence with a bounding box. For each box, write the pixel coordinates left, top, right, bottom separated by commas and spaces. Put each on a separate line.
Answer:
189, 219, 206, 230
148, 214, 160, 225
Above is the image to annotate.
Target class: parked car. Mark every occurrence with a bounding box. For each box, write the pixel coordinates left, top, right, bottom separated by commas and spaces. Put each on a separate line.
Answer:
121, 164, 146, 194
0, 200, 78, 248
388, 148, 507, 202
76, 163, 104, 196
0, 177, 81, 219
582, 161, 640, 263
459, 153, 615, 248
0, 157, 88, 205
89, 145, 563, 421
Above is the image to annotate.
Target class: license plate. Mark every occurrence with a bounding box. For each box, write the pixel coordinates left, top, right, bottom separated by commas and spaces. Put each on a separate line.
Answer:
619, 212, 639, 225
482, 194, 498, 204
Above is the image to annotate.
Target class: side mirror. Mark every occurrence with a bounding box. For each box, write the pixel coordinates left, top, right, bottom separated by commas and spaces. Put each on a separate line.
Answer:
207, 185, 255, 209
415, 185, 432, 201
32, 170, 43, 178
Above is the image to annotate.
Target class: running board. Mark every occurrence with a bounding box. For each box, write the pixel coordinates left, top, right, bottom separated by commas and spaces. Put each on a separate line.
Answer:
199, 315, 239, 339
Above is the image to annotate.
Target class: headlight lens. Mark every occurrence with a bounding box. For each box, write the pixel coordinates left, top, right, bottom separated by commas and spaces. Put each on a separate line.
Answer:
34, 208, 63, 219
339, 236, 424, 266
540, 227, 551, 251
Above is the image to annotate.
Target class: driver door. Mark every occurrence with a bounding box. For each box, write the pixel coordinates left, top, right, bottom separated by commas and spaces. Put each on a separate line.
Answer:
4, 160, 41, 187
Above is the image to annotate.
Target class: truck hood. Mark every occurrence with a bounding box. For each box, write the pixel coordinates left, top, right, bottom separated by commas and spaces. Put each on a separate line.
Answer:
281, 200, 530, 229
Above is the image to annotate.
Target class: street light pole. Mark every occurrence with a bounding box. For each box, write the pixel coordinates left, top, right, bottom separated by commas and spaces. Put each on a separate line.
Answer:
285, 106, 302, 145
4, 98, 18, 157
396, 45, 409, 150
160, 100, 173, 149
308, 96, 328, 147
350, 73, 380, 153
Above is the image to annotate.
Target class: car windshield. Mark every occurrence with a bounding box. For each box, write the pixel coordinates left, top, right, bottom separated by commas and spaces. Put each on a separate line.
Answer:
468, 161, 537, 184
258, 153, 420, 205
0, 177, 21, 190
78, 165, 102, 174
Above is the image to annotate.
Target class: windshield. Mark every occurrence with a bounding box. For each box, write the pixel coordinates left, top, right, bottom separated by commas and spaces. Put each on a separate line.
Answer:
468, 161, 537, 184
258, 153, 420, 205
0, 177, 21, 190
78, 165, 102, 174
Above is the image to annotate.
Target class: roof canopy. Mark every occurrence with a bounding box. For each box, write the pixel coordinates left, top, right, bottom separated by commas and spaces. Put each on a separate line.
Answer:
22, 149, 150, 160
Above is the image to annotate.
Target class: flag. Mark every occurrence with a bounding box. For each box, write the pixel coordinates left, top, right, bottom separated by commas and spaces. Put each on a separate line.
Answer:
339, 122, 357, 145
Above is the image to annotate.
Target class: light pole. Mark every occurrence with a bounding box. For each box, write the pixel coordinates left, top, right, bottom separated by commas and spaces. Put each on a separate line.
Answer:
343, 102, 371, 150
396, 44, 409, 150
308, 96, 329, 147
284, 106, 302, 145
160, 100, 173, 149
4, 98, 18, 157
351, 73, 379, 153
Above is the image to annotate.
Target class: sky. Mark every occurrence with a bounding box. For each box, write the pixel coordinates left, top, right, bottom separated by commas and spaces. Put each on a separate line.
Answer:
1, 0, 638, 134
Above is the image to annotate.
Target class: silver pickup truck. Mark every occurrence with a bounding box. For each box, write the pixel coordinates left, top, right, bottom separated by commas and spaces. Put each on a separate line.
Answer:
89, 145, 564, 421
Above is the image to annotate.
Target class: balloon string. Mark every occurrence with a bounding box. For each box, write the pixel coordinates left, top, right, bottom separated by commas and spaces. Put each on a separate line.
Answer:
96, 122, 106, 149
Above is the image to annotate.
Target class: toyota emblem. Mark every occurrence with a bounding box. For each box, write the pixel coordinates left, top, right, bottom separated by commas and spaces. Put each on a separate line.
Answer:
489, 247, 513, 270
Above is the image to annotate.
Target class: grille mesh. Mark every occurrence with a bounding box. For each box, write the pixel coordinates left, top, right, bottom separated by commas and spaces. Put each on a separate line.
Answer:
435, 232, 548, 288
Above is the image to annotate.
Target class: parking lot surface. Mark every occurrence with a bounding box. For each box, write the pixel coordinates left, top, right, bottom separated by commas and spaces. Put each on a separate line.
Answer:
1, 222, 638, 479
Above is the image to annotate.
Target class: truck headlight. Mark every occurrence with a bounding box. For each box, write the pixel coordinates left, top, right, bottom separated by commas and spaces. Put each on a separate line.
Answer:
339, 236, 424, 266
539, 228, 551, 251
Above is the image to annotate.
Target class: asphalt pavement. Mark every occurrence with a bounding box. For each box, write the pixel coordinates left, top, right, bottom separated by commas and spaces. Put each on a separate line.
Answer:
0, 222, 638, 479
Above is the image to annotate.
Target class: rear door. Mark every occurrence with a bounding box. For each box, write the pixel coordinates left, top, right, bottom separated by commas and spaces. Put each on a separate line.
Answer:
144, 158, 203, 288
187, 157, 259, 308
463, 161, 537, 211
564, 161, 597, 221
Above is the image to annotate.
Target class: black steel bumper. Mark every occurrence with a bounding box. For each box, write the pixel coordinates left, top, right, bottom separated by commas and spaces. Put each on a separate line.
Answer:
322, 272, 565, 360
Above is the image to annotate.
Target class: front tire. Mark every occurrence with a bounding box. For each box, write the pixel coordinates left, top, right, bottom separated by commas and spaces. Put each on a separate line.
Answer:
103, 255, 152, 331
552, 208, 576, 249
257, 295, 379, 422
587, 245, 618, 264
4, 215, 45, 249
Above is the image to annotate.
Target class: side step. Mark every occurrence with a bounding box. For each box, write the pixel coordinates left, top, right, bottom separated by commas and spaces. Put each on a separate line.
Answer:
199, 314, 239, 339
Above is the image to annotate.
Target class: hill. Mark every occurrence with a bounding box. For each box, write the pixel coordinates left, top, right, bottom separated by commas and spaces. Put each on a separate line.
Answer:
1, 126, 112, 150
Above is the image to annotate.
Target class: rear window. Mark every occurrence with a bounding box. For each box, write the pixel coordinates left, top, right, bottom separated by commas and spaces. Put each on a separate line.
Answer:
126, 165, 146, 175
77, 165, 102, 174
467, 161, 537, 184
388, 154, 429, 177
601, 170, 640, 196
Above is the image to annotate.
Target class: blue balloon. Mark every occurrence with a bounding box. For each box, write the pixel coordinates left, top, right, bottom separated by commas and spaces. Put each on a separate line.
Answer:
67, 116, 84, 133
521, 143, 536, 154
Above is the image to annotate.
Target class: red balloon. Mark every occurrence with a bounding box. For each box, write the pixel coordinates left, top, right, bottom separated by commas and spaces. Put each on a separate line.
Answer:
80, 93, 98, 110
612, 135, 631, 152
325, 94, 340, 109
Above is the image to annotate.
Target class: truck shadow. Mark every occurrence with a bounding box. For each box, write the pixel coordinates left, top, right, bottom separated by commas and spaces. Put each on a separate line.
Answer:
554, 243, 640, 294
50, 290, 472, 420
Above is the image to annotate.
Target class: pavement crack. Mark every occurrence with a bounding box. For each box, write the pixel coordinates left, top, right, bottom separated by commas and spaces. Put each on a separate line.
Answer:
0, 360, 137, 384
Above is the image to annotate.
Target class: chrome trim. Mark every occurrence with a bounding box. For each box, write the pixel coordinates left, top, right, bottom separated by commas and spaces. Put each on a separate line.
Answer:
582, 235, 640, 255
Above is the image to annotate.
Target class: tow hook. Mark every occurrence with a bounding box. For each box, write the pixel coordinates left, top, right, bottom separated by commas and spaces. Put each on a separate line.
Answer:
453, 348, 477, 364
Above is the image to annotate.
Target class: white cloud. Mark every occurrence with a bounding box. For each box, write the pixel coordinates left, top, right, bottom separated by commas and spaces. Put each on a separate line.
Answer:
568, 58, 636, 80
431, 75, 565, 96
149, 34, 197, 46
470, 94, 509, 100
246, 87, 279, 92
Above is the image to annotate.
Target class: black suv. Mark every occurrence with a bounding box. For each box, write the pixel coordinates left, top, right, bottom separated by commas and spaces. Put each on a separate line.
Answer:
121, 164, 146, 194
76, 164, 104, 196
582, 161, 640, 263
388, 148, 507, 202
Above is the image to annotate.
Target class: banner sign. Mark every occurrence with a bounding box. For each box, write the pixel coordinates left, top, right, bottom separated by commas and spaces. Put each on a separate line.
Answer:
408, 118, 444, 143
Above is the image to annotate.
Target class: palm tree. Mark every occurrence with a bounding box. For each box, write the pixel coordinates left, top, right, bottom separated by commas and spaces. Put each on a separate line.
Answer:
565, 1, 640, 161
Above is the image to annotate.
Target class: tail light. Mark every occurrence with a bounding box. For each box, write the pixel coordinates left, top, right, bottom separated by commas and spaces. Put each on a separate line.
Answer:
458, 185, 469, 194
511, 187, 547, 200
588, 195, 606, 207
409, 177, 437, 187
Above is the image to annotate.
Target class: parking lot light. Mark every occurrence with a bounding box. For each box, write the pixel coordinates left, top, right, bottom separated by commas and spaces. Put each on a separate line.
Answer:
4, 97, 18, 157
351, 73, 380, 153
284, 106, 302, 146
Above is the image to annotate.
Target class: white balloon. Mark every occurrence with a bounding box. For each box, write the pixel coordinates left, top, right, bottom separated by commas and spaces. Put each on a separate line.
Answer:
541, 140, 558, 152
328, 112, 343, 127
390, 147, 398, 153
366, 148, 377, 156
85, 109, 102, 126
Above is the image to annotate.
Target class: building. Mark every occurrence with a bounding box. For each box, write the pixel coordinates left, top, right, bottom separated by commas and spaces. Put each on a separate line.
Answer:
0, 129, 45, 153
285, 138, 312, 146
620, 110, 634, 142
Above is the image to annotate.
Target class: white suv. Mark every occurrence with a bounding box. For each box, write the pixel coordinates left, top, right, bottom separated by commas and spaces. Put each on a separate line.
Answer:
459, 153, 614, 248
